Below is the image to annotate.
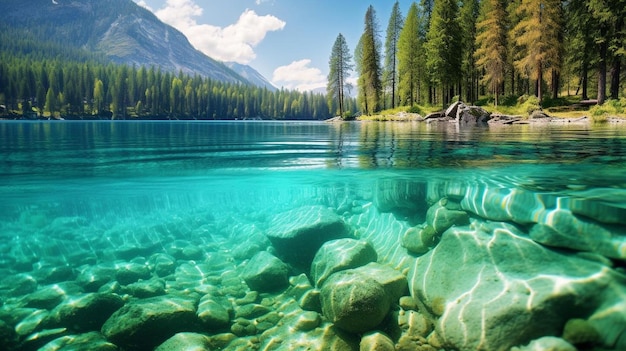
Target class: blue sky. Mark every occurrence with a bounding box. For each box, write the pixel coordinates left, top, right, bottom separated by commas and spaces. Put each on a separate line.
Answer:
132, 0, 415, 91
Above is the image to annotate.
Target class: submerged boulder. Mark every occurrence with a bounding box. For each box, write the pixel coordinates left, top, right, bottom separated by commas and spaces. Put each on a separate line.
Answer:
320, 270, 391, 334
101, 295, 199, 351
310, 238, 377, 287
241, 251, 290, 293
409, 220, 626, 351
265, 206, 351, 267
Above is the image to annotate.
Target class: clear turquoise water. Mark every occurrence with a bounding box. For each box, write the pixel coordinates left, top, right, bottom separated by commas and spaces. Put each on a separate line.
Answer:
1, 120, 625, 217
1, 120, 626, 350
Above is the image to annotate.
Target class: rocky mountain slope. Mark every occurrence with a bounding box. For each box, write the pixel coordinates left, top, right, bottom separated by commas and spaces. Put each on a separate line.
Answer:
0, 0, 269, 86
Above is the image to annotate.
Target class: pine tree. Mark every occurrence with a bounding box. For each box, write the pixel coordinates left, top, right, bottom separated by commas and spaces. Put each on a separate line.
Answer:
459, 0, 480, 102
327, 33, 354, 118
44, 87, 56, 116
425, 0, 462, 108
356, 5, 383, 115
475, 0, 508, 106
512, 0, 563, 104
383, 1, 404, 109
398, 2, 424, 106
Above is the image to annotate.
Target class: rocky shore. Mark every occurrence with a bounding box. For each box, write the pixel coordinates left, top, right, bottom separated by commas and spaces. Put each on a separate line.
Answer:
1, 165, 625, 350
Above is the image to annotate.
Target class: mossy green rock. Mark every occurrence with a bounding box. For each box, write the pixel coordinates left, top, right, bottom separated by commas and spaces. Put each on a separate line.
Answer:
47, 293, 124, 332
155, 332, 211, 351
101, 296, 199, 351
425, 199, 469, 234
320, 270, 391, 334
241, 251, 289, 293
311, 238, 377, 287
265, 206, 351, 267
409, 221, 626, 351
401, 224, 438, 254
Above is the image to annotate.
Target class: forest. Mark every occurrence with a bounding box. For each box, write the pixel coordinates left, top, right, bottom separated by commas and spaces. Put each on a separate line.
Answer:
1, 0, 624, 120
0, 54, 334, 120
328, 0, 625, 117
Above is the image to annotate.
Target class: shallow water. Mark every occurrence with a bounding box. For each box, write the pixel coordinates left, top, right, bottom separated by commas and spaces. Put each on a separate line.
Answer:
1, 120, 626, 350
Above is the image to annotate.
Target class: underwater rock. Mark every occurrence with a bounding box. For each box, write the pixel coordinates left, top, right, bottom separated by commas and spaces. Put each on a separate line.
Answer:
148, 253, 176, 278
234, 303, 271, 319
299, 288, 322, 313
401, 225, 438, 255
155, 332, 212, 351
265, 206, 351, 268
46, 293, 124, 332
311, 238, 377, 287
37, 331, 118, 351
0, 319, 17, 351
0, 273, 38, 297
76, 265, 117, 292
425, 199, 469, 234
320, 270, 391, 334
397, 309, 433, 339
114, 262, 151, 285
409, 221, 626, 351
197, 295, 231, 330
351, 262, 408, 303
454, 184, 626, 260
241, 251, 289, 293
19, 328, 69, 351
399, 296, 419, 311
22, 282, 83, 310
124, 278, 165, 298
285, 273, 313, 301
101, 295, 200, 351
373, 180, 427, 222
511, 336, 576, 351
359, 331, 395, 351
293, 311, 321, 332
562, 318, 601, 346
32, 265, 75, 285
15, 309, 49, 337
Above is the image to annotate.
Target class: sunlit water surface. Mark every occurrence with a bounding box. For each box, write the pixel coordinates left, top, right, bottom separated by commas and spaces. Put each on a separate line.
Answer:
1, 120, 626, 350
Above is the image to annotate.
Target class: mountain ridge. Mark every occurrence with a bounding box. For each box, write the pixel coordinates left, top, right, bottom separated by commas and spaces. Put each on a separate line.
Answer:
0, 0, 272, 87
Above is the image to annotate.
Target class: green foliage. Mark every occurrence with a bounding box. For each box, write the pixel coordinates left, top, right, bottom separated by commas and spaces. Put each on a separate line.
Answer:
407, 105, 422, 114
356, 5, 383, 115
398, 3, 425, 107
383, 1, 404, 109
327, 33, 354, 118
0, 55, 335, 120
590, 99, 626, 123
517, 94, 541, 115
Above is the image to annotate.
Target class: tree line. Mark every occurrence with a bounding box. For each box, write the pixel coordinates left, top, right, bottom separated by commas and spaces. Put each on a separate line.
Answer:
328, 0, 625, 115
0, 55, 332, 120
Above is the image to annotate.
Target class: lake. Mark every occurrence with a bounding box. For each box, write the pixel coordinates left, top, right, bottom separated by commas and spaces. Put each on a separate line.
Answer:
0, 120, 625, 351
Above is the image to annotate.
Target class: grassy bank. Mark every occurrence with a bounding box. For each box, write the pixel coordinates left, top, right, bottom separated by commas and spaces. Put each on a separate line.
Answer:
357, 96, 626, 123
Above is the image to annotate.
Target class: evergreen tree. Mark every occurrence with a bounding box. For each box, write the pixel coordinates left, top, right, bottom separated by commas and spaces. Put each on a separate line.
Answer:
356, 5, 383, 115
512, 0, 563, 104
327, 33, 354, 118
44, 87, 56, 116
475, 0, 508, 106
383, 1, 404, 109
398, 2, 425, 106
425, 0, 462, 108
459, 0, 480, 102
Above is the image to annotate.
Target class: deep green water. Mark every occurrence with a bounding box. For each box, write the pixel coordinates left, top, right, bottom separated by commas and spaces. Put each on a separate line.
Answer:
1, 120, 626, 350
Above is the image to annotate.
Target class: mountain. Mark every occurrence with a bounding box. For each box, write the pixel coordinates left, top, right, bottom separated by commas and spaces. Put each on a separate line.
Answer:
0, 0, 269, 86
225, 62, 277, 91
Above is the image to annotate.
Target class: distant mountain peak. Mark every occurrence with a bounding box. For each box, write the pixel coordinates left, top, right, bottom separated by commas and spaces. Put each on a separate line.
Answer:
225, 62, 277, 91
0, 0, 273, 88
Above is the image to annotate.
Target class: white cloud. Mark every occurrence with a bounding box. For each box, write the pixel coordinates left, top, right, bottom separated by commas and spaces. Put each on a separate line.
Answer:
152, 0, 285, 64
272, 59, 327, 91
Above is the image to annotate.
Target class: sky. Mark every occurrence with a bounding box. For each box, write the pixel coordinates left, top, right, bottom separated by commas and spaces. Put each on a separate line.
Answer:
132, 0, 416, 91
